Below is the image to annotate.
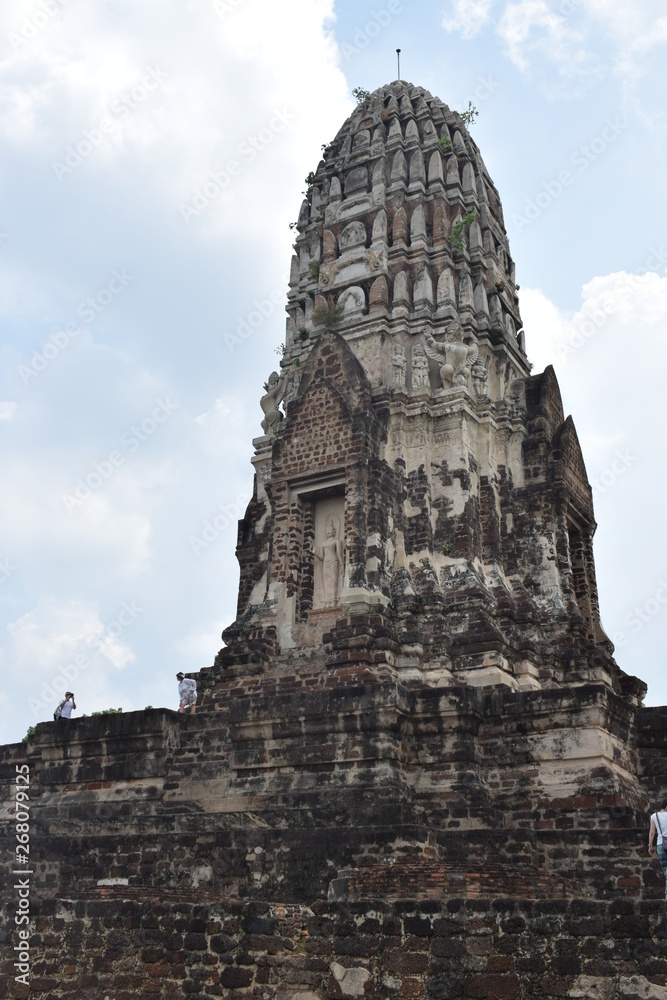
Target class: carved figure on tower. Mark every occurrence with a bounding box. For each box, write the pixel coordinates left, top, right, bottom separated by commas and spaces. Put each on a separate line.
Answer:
423, 323, 478, 388
471, 353, 489, 396
392, 344, 407, 387
411, 343, 429, 389
260, 368, 289, 435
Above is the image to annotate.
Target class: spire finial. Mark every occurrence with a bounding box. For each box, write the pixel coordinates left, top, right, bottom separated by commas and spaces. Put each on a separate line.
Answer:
396, 48, 401, 81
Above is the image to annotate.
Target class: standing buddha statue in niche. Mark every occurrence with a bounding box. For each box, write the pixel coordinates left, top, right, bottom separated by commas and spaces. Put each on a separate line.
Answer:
312, 514, 344, 607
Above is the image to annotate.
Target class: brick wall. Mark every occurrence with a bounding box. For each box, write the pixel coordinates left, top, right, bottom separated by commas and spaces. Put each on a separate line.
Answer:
2, 896, 665, 999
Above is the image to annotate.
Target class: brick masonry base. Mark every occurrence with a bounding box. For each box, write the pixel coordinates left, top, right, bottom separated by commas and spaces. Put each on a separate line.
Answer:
2, 895, 666, 999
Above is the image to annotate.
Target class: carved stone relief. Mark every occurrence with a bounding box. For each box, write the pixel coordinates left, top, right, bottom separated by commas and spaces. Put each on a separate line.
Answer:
411, 343, 429, 389
312, 497, 345, 609
339, 221, 367, 250
319, 217, 385, 288
471, 353, 489, 397
339, 286, 365, 316
392, 344, 406, 388
283, 369, 302, 407
422, 323, 479, 389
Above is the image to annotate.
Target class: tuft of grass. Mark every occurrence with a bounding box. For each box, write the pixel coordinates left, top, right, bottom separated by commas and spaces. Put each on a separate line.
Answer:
79, 707, 123, 719
448, 211, 476, 252
313, 303, 344, 327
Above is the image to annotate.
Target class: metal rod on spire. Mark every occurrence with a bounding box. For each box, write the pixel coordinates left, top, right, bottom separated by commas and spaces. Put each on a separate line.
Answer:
396, 48, 401, 81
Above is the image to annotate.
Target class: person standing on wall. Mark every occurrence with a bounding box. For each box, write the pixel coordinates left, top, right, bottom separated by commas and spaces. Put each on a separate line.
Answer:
176, 672, 197, 715
648, 799, 667, 899
55, 692, 76, 720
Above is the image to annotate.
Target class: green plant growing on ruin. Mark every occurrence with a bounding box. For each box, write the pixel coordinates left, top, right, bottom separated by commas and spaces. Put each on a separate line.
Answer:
304, 171, 316, 186
22, 726, 36, 743
79, 707, 123, 718
448, 211, 476, 252
436, 136, 453, 153
274, 343, 286, 357
293, 358, 300, 367
352, 87, 371, 105
308, 261, 320, 281
288, 221, 298, 231
297, 327, 309, 341
316, 207, 326, 222
460, 101, 478, 127
443, 542, 453, 555
313, 302, 344, 327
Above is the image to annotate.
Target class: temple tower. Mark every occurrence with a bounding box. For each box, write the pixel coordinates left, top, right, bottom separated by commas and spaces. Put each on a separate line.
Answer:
4, 88, 665, 1000
219, 80, 634, 700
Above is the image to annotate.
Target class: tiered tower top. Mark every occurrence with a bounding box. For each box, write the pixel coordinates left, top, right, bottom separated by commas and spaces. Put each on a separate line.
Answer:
283, 79, 528, 389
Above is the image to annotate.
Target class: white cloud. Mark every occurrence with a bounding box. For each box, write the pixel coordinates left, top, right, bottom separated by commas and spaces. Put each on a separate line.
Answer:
441, 0, 667, 88
194, 395, 249, 457
4, 596, 137, 731
0, 0, 350, 246
0, 401, 16, 420
174, 623, 222, 668
583, 0, 667, 48
523, 270, 667, 374
0, 447, 153, 575
442, 0, 495, 39
0, 359, 255, 742
497, 0, 590, 77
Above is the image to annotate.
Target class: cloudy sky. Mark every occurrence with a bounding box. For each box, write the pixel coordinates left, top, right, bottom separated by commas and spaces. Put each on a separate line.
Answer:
0, 0, 665, 745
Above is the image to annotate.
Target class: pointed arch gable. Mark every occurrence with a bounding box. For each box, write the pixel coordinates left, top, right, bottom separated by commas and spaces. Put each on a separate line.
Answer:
277, 331, 375, 480
525, 365, 565, 439
553, 415, 594, 519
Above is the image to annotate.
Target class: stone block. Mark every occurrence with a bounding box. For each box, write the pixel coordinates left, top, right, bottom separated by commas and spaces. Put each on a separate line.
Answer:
404, 916, 434, 937
431, 938, 467, 959
384, 948, 430, 975
426, 977, 465, 999
219, 966, 254, 989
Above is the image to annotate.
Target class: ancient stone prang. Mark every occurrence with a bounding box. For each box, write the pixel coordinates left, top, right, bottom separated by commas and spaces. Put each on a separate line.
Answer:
1, 80, 665, 1000
232, 81, 631, 700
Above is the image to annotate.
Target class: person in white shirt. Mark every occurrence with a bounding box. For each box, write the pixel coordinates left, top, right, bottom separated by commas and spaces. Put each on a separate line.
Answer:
176, 672, 197, 714
58, 692, 76, 719
648, 799, 667, 899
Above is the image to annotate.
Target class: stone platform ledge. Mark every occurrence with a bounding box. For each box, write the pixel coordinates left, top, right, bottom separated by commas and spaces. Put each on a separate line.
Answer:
53, 886, 247, 905
52, 891, 316, 922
